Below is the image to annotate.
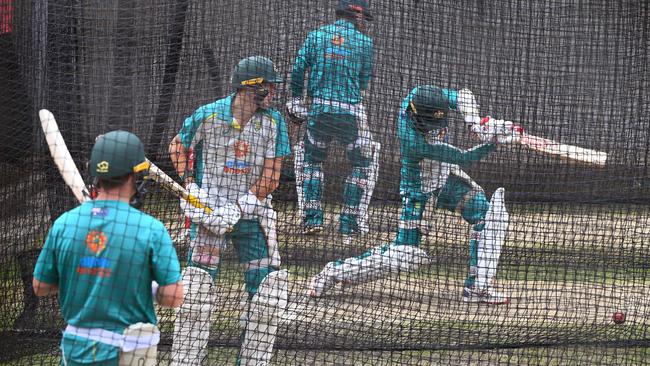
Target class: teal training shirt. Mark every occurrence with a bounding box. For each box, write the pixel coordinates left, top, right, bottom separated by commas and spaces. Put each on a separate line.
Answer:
34, 200, 181, 363
398, 86, 496, 196
290, 19, 373, 113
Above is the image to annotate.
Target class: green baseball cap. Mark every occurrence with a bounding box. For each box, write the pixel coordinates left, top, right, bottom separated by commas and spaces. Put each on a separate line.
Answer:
89, 130, 149, 178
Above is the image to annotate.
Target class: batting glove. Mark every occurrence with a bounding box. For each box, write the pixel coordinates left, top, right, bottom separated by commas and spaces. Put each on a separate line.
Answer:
181, 182, 211, 223
181, 183, 241, 235
238, 191, 264, 216
286, 97, 309, 121
472, 116, 524, 144
200, 202, 241, 236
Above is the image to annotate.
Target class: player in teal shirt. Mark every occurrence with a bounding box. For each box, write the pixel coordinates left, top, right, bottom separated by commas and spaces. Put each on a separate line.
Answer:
33, 131, 183, 366
287, 0, 379, 236
309, 85, 521, 304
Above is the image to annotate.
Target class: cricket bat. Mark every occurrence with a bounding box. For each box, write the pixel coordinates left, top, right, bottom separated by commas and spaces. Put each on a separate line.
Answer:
39, 109, 91, 203
519, 132, 607, 166
146, 160, 213, 214
40, 109, 212, 214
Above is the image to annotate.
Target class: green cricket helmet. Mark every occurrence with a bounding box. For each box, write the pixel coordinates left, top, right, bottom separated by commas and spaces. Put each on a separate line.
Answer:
336, 0, 374, 21
408, 85, 450, 134
89, 130, 150, 178
231, 56, 284, 89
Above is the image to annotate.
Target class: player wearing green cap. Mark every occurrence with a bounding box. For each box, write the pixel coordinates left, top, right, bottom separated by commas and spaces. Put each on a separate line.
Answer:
309, 85, 521, 305
33, 130, 184, 365
169, 55, 291, 365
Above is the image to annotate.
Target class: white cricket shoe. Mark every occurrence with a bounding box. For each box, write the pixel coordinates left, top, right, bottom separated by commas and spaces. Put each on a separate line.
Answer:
308, 262, 338, 298
462, 285, 510, 305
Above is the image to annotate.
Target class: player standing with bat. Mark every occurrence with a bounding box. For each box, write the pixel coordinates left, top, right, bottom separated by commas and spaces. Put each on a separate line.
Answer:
33, 130, 184, 365
168, 56, 291, 365
309, 85, 520, 304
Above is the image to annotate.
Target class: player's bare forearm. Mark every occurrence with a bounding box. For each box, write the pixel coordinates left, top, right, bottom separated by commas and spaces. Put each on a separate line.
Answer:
250, 157, 283, 200
169, 135, 189, 180
157, 280, 184, 308
32, 278, 59, 297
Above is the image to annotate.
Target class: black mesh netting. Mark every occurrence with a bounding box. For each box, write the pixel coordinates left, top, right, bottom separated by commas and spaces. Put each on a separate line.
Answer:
1, 0, 649, 364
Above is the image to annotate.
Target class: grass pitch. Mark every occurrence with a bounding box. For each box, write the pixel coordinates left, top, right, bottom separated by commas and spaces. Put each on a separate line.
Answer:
2, 198, 649, 365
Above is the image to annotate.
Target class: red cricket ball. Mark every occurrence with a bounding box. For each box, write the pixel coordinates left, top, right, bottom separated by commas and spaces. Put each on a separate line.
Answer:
612, 311, 626, 324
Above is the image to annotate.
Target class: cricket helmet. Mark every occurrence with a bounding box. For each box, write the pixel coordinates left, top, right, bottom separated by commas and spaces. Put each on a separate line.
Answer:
231, 56, 283, 89
336, 0, 374, 21
408, 85, 450, 133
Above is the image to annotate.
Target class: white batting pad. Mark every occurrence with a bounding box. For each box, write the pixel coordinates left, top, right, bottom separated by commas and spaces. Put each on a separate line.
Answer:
357, 141, 380, 234
328, 244, 430, 285
476, 187, 509, 290
171, 267, 214, 366
293, 142, 307, 221
239, 269, 289, 366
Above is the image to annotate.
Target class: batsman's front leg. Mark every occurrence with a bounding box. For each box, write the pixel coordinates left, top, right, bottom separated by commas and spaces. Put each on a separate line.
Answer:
438, 176, 509, 305
309, 193, 431, 298
474, 187, 509, 305
171, 230, 223, 366
232, 219, 287, 365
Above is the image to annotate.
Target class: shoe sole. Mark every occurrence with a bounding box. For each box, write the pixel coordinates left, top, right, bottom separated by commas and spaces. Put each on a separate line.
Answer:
462, 296, 482, 303
481, 298, 510, 305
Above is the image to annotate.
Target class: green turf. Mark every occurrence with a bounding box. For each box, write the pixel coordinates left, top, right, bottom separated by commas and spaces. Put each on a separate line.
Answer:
2, 202, 649, 364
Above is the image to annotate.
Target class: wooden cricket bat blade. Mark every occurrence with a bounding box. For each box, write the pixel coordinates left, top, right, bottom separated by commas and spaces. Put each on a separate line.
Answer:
39, 109, 91, 203
519, 133, 607, 166
146, 160, 213, 214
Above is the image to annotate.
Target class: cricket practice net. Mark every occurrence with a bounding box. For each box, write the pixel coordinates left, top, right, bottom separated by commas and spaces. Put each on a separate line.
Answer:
1, 0, 649, 364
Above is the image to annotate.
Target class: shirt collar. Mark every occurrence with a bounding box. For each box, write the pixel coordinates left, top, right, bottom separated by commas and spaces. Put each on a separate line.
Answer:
334, 19, 355, 30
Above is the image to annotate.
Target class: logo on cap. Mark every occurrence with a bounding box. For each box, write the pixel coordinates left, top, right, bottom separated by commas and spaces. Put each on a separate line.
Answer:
96, 161, 109, 173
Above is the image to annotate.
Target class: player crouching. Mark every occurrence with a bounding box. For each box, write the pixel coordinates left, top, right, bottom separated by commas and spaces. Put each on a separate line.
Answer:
309, 85, 521, 305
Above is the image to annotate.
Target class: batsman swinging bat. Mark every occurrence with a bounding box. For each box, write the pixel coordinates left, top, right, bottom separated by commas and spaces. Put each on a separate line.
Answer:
146, 160, 213, 214
519, 132, 607, 166
39, 109, 91, 203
